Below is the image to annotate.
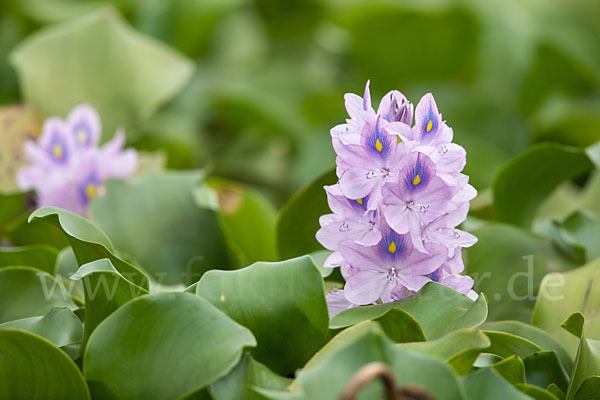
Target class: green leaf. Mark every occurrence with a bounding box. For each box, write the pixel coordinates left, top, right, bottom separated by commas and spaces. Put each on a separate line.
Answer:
0, 307, 82, 347
493, 143, 594, 228
483, 331, 542, 359
400, 329, 491, 375
84, 293, 256, 400
547, 383, 567, 400
524, 351, 570, 392
573, 376, 600, 400
515, 383, 560, 400
10, 8, 194, 138
209, 353, 291, 400
532, 258, 600, 355
70, 258, 148, 351
196, 256, 329, 375
562, 312, 585, 339
466, 223, 576, 322
482, 320, 573, 373
462, 368, 532, 400
491, 355, 526, 385
330, 282, 487, 340
29, 206, 149, 290
90, 171, 232, 286
276, 169, 336, 260
566, 327, 600, 400
0, 266, 76, 323
553, 211, 600, 263
209, 178, 278, 265
295, 331, 465, 400
0, 244, 58, 273
0, 190, 31, 235
0, 330, 90, 399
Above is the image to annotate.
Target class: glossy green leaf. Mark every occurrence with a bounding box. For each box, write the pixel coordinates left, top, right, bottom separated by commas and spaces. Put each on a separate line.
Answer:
29, 206, 149, 290
276, 169, 336, 260
466, 223, 576, 322
548, 384, 567, 400
524, 351, 570, 392
573, 376, 600, 400
562, 313, 585, 339
566, 327, 600, 400
484, 331, 542, 359
0, 266, 76, 323
10, 8, 194, 138
196, 256, 329, 375
209, 178, 278, 266
0, 307, 82, 347
90, 171, 231, 286
209, 353, 291, 400
483, 320, 573, 372
84, 293, 256, 400
70, 258, 148, 351
515, 383, 560, 400
532, 258, 600, 355
401, 329, 491, 375
462, 368, 532, 400
491, 355, 526, 385
330, 282, 487, 340
553, 211, 600, 263
294, 331, 464, 400
0, 329, 90, 399
493, 143, 594, 228
0, 244, 57, 273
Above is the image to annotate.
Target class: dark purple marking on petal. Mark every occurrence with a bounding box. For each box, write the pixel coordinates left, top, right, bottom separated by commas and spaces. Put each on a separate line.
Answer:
365, 117, 392, 158
73, 120, 92, 147
421, 106, 439, 139
47, 132, 69, 164
78, 174, 102, 205
377, 229, 407, 264
403, 153, 432, 193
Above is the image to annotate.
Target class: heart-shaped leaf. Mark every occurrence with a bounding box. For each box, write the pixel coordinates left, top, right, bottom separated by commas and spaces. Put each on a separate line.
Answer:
10, 8, 194, 138
462, 368, 531, 400
84, 293, 256, 400
0, 329, 90, 399
330, 282, 488, 340
196, 256, 329, 375
493, 143, 594, 228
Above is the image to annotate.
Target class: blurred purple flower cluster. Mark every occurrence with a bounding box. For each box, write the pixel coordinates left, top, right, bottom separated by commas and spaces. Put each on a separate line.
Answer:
317, 82, 478, 317
17, 104, 138, 216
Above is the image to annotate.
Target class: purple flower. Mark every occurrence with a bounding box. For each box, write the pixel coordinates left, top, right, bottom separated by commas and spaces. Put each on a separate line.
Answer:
17, 104, 138, 217
319, 82, 478, 316
336, 116, 407, 210
382, 152, 457, 252
340, 229, 447, 305
326, 289, 358, 318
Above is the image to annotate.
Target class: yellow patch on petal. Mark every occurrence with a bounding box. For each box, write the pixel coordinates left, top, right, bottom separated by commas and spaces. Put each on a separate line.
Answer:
426, 119, 433, 132
375, 139, 383, 152
52, 144, 63, 159
388, 241, 397, 254
413, 174, 421, 186
85, 183, 96, 198
77, 129, 87, 143
356, 198, 363, 205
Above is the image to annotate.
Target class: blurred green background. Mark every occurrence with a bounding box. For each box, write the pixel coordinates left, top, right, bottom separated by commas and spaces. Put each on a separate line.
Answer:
1, 0, 600, 205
